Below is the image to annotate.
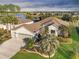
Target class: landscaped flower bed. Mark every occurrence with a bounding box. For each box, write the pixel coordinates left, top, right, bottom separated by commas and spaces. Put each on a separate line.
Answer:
21, 35, 59, 58
0, 28, 11, 44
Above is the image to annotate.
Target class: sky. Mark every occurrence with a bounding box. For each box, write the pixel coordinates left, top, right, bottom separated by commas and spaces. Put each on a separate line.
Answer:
0, 0, 79, 11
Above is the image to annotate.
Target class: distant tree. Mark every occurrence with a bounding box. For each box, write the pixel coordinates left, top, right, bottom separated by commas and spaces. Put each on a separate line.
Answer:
44, 12, 52, 18
0, 5, 4, 11
39, 13, 45, 20
61, 14, 71, 21
7, 4, 20, 12
25, 13, 33, 19
15, 5, 20, 11
72, 16, 79, 22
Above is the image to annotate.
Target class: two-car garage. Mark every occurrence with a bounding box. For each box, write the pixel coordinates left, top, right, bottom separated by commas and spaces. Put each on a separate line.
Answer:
11, 26, 34, 39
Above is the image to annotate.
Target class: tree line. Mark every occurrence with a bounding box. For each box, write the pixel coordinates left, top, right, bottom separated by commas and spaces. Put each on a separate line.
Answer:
0, 4, 20, 12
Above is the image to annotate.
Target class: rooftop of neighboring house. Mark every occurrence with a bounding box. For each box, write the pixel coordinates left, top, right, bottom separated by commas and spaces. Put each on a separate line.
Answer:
16, 17, 33, 24
12, 17, 69, 33
39, 17, 69, 26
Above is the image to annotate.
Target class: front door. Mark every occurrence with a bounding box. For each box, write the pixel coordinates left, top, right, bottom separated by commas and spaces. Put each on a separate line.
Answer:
51, 30, 55, 36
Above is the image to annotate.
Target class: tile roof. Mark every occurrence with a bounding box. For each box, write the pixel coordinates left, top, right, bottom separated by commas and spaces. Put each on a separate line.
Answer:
13, 17, 69, 33
13, 22, 41, 33
40, 17, 69, 26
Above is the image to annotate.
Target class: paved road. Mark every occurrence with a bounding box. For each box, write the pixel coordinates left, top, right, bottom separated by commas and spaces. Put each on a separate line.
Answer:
0, 38, 24, 59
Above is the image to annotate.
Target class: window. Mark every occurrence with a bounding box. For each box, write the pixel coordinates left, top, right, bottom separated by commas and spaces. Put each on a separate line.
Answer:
51, 30, 55, 34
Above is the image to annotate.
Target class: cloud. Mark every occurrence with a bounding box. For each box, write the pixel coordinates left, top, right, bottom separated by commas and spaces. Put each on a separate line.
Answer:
0, 0, 26, 2
30, 0, 79, 8
0, 0, 79, 9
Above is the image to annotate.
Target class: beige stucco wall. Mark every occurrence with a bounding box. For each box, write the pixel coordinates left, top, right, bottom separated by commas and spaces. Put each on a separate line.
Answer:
48, 25, 58, 36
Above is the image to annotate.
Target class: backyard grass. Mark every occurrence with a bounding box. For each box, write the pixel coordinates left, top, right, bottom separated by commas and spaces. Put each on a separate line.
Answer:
11, 26, 79, 59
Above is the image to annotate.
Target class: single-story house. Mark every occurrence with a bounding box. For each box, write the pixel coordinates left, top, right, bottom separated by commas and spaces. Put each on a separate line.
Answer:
16, 17, 34, 24
11, 17, 69, 39
11, 22, 41, 39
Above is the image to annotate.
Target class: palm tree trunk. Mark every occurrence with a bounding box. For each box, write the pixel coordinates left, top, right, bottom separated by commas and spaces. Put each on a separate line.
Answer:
9, 24, 11, 30
6, 23, 9, 33
6, 23, 8, 30
12, 23, 15, 29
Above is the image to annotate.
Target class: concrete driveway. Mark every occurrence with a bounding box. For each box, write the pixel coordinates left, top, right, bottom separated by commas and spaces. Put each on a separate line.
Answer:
0, 38, 25, 59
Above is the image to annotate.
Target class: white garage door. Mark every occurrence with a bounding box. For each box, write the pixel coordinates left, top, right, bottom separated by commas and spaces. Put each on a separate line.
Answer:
15, 33, 32, 39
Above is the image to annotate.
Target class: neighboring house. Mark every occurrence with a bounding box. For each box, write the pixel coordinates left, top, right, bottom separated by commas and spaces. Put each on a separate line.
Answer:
18, 18, 34, 24
11, 17, 69, 39
0, 18, 33, 30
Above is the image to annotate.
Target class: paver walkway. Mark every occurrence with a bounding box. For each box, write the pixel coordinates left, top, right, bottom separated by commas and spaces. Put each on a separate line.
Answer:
0, 38, 25, 59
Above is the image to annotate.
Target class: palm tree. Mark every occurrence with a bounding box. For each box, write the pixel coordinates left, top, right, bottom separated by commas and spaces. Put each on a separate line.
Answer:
1, 16, 9, 30
1, 14, 19, 30
40, 35, 59, 58
7, 4, 15, 12
6, 16, 19, 30
0, 5, 2, 11
11, 16, 20, 28
3, 4, 8, 11
15, 5, 20, 12
7, 4, 20, 12
0, 5, 3, 12
0, 4, 8, 12
0, 4, 20, 12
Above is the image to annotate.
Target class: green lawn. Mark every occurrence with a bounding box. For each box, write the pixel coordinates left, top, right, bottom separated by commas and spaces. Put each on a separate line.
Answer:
11, 45, 74, 59
11, 51, 48, 59
11, 26, 79, 59
70, 27, 79, 41
11, 50, 72, 59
